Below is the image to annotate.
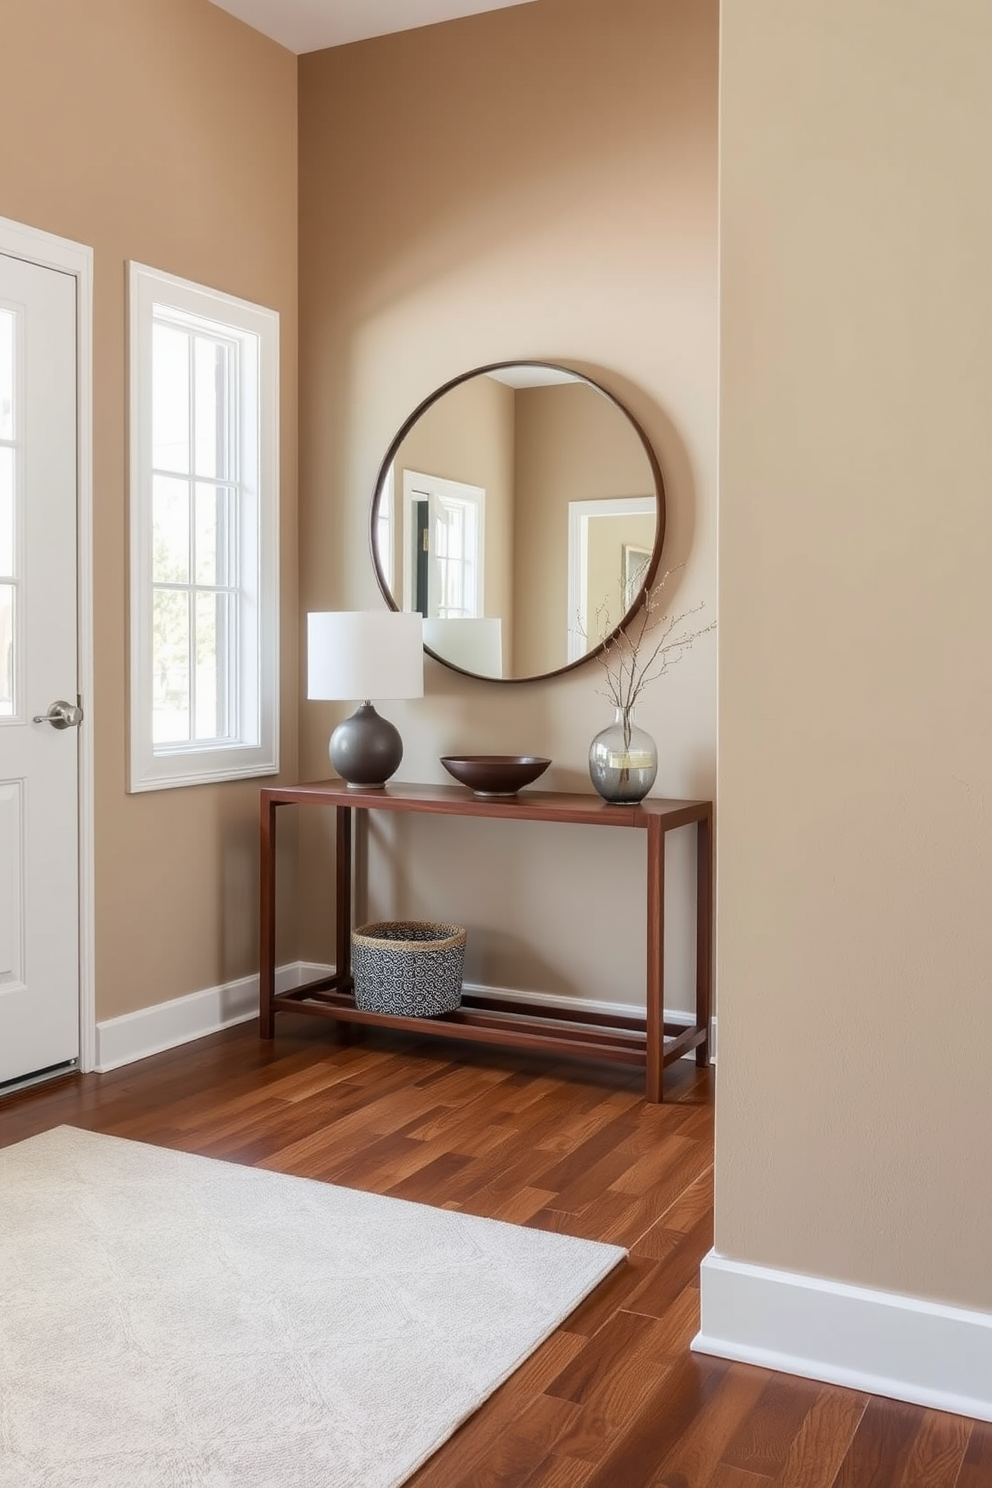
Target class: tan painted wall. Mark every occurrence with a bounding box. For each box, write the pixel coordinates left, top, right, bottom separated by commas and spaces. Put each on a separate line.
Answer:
0, 0, 299, 1019
718, 0, 992, 1307
298, 0, 717, 1009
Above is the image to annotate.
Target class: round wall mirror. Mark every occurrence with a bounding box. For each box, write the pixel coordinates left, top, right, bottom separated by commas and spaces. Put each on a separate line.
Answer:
369, 361, 666, 683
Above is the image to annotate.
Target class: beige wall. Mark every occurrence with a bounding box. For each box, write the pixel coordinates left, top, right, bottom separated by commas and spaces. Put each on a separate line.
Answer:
298, 0, 717, 1008
718, 0, 992, 1308
0, 0, 299, 1019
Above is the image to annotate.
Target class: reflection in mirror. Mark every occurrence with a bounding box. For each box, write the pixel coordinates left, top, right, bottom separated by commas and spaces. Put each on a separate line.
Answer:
566, 496, 657, 664
371, 363, 665, 683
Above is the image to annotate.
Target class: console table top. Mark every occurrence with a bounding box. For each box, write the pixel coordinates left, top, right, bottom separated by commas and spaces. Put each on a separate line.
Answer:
261, 779, 710, 830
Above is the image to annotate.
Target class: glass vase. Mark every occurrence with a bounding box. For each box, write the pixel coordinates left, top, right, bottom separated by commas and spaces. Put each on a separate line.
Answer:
588, 707, 658, 804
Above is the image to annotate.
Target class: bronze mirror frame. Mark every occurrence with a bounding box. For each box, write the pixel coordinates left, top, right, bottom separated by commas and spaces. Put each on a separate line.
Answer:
369, 360, 667, 684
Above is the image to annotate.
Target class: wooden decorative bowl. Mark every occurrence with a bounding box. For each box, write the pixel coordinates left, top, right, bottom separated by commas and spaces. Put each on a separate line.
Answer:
440, 755, 551, 797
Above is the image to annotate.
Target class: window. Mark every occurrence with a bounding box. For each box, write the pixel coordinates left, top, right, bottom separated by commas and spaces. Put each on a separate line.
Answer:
432, 490, 480, 619
401, 470, 485, 620
128, 264, 278, 790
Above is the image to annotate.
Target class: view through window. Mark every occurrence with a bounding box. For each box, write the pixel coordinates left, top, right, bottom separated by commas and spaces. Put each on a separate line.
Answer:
151, 319, 237, 745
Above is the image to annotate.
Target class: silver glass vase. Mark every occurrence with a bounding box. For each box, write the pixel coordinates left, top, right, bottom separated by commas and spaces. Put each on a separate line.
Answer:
588, 707, 658, 804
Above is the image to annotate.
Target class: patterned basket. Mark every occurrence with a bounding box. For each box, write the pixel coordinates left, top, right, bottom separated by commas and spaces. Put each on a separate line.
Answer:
351, 920, 467, 1018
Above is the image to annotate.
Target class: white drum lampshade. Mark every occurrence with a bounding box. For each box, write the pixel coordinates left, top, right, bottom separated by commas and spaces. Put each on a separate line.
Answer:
307, 611, 424, 788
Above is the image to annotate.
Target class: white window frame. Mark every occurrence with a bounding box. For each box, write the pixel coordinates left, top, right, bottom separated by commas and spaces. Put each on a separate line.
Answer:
401, 469, 486, 619
128, 262, 279, 791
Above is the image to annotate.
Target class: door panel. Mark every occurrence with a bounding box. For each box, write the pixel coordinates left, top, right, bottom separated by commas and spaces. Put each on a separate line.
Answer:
0, 781, 24, 987
0, 252, 79, 1085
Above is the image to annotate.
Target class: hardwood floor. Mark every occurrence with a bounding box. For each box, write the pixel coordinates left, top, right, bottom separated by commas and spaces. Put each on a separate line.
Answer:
2, 1019, 988, 1486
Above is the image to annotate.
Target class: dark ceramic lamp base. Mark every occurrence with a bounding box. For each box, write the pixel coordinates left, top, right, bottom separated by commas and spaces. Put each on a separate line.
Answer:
329, 701, 403, 789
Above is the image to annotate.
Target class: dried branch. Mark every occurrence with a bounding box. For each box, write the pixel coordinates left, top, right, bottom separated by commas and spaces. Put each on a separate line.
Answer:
586, 566, 715, 720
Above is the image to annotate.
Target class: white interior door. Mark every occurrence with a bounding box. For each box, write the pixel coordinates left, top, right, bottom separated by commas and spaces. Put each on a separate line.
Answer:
0, 251, 80, 1086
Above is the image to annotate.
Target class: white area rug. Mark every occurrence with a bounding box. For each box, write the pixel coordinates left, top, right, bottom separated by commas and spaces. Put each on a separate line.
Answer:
0, 1125, 624, 1488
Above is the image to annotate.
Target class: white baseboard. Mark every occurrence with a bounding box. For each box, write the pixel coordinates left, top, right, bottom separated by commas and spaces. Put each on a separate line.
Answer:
693, 1250, 992, 1423
94, 963, 311, 1072
95, 964, 714, 1073
462, 981, 716, 1061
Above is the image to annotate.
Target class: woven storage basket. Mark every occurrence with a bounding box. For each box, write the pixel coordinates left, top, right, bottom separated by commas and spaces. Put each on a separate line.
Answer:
351, 920, 466, 1018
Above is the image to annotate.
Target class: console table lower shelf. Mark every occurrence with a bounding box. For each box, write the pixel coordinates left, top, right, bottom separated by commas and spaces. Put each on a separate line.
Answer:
259, 781, 713, 1103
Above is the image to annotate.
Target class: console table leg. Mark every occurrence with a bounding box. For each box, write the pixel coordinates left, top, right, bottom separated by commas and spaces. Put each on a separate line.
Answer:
259, 795, 277, 1039
646, 818, 665, 1102
695, 810, 713, 1068
335, 805, 353, 984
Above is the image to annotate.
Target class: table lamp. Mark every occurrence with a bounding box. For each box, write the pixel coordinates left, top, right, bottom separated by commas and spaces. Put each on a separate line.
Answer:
307, 611, 424, 788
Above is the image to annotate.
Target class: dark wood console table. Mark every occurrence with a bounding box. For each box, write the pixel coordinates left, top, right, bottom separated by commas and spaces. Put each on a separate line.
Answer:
259, 781, 712, 1103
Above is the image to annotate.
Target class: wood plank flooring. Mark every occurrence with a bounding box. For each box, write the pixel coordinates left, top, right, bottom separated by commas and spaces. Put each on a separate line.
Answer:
1, 1019, 987, 1487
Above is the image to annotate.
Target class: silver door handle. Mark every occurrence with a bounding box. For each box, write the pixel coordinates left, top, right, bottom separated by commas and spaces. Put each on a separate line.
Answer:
33, 700, 84, 730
